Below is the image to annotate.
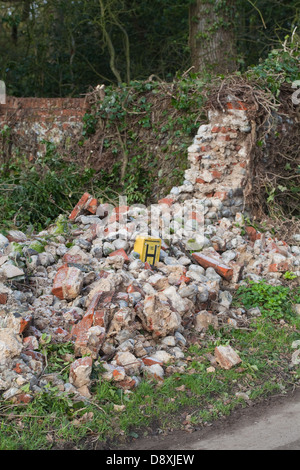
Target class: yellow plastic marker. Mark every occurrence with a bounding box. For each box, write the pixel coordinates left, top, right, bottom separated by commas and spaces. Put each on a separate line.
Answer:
133, 236, 161, 266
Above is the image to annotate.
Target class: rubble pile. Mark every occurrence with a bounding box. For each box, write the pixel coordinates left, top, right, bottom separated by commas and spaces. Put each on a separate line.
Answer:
0, 97, 299, 404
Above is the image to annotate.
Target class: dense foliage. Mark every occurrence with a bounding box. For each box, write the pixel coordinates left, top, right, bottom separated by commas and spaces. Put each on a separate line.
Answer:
0, 0, 299, 97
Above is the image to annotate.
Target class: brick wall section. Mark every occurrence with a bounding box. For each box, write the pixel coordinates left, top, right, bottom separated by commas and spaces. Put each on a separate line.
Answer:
0, 94, 252, 221
0, 96, 88, 158
165, 98, 254, 221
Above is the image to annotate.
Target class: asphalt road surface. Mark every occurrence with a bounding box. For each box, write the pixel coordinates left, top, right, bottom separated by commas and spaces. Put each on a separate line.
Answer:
126, 387, 300, 450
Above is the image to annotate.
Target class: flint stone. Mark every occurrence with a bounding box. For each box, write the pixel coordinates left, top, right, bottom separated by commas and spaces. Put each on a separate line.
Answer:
0, 328, 23, 361
194, 311, 218, 332
138, 294, 182, 338
143, 363, 164, 380
69, 356, 93, 389
0, 264, 25, 279
0, 234, 9, 250
115, 351, 141, 375
214, 345, 242, 369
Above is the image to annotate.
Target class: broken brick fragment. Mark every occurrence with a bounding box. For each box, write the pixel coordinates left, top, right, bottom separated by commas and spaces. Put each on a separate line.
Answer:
192, 253, 233, 281
0, 293, 8, 304
196, 178, 206, 184
214, 345, 242, 369
245, 226, 261, 243
108, 205, 130, 223
19, 314, 33, 335
142, 356, 163, 366
179, 275, 191, 284
13, 393, 33, 404
158, 198, 174, 207
69, 192, 90, 220
52, 264, 83, 300
69, 192, 99, 220
226, 100, 248, 111
268, 261, 292, 273
71, 291, 115, 341
13, 363, 23, 374
117, 377, 137, 390
211, 169, 222, 179
109, 248, 129, 262
214, 191, 228, 201
86, 198, 98, 214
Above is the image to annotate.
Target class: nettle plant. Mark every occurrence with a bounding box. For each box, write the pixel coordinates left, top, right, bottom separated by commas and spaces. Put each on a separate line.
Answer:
234, 280, 300, 321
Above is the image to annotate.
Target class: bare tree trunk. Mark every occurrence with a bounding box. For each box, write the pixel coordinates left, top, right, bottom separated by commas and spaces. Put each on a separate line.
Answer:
189, 0, 237, 74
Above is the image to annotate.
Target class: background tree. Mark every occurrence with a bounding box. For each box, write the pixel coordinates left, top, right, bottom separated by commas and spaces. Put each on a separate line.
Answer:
189, 0, 237, 74
0, 0, 299, 97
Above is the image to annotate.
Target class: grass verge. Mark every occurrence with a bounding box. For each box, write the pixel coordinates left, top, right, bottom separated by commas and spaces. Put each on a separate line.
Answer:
0, 311, 299, 450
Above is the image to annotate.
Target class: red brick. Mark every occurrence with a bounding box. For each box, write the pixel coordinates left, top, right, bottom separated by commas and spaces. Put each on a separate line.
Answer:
71, 291, 114, 339
86, 198, 98, 214
13, 393, 33, 404
245, 226, 260, 242
268, 261, 291, 273
220, 126, 235, 134
0, 293, 8, 304
192, 253, 233, 281
113, 369, 124, 380
62, 253, 83, 264
127, 284, 136, 293
109, 248, 129, 262
109, 205, 129, 223
69, 193, 91, 220
179, 275, 191, 284
158, 198, 174, 207
188, 211, 203, 222
117, 377, 137, 390
19, 314, 32, 334
51, 264, 69, 300
142, 357, 163, 366
211, 126, 221, 133
94, 310, 106, 328
214, 345, 242, 369
226, 101, 248, 111
13, 363, 23, 374
69, 192, 98, 220
71, 311, 94, 339
53, 327, 70, 339
268, 263, 278, 273
23, 336, 37, 350
214, 191, 228, 201
211, 170, 222, 179
23, 350, 45, 363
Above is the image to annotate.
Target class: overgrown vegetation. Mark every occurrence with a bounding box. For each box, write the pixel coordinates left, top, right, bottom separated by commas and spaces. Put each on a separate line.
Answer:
1, 34, 299, 233
234, 280, 300, 321
0, 74, 208, 231
0, 141, 97, 231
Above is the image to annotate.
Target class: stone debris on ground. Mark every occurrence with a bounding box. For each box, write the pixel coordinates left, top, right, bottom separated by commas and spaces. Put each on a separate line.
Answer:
0, 98, 299, 405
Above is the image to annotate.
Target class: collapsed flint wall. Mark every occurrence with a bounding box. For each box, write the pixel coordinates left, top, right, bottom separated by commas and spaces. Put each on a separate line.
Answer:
0, 86, 299, 230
